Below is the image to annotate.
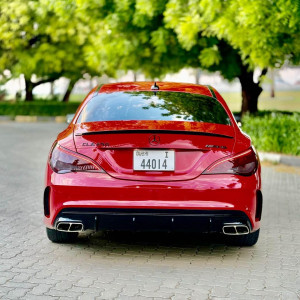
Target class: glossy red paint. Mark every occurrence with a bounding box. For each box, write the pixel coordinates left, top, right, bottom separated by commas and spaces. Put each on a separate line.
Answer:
44, 167, 260, 231
74, 123, 235, 182
44, 82, 261, 235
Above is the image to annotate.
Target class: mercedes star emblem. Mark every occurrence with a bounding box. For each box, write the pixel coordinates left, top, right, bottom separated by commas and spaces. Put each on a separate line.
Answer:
149, 135, 160, 146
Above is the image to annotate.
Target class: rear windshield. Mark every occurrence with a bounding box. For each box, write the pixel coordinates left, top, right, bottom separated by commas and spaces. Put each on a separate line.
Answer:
77, 91, 231, 125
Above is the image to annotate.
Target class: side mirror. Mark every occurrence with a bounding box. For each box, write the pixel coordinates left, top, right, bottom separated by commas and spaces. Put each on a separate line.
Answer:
66, 114, 75, 124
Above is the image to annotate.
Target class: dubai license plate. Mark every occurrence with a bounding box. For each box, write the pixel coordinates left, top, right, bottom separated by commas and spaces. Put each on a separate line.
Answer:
133, 150, 175, 171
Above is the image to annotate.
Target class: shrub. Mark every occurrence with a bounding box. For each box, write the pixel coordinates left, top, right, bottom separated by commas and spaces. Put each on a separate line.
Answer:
0, 101, 80, 117
242, 112, 300, 156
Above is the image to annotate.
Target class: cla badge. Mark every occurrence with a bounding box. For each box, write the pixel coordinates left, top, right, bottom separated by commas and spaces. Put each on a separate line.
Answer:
149, 135, 160, 146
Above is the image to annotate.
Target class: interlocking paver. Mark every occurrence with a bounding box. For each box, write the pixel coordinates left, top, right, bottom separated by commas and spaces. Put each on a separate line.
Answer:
0, 122, 299, 299
30, 283, 52, 295
6, 288, 30, 299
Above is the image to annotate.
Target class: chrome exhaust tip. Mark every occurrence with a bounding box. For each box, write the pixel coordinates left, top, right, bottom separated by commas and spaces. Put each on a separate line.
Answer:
222, 223, 249, 235
57, 222, 83, 232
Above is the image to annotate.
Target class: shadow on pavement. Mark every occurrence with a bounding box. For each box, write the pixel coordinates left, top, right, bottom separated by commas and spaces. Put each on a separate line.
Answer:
73, 231, 242, 252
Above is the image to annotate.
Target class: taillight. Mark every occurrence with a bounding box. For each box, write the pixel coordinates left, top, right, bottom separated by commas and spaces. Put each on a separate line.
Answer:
49, 144, 104, 174
203, 147, 258, 176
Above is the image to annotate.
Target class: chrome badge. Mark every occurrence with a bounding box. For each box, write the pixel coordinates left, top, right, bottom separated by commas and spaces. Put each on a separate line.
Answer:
149, 135, 160, 146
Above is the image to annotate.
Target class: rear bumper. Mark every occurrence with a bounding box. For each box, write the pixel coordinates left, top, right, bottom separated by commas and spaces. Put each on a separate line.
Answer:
44, 164, 262, 232
54, 208, 252, 233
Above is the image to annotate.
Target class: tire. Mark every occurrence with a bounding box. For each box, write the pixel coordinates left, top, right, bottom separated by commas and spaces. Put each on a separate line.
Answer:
226, 229, 260, 247
46, 228, 78, 243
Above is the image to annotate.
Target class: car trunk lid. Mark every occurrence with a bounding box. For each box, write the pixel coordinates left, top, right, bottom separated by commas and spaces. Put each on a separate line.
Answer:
73, 121, 235, 181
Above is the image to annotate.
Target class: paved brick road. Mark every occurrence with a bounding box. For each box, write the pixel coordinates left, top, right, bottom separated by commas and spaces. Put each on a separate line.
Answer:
0, 122, 299, 300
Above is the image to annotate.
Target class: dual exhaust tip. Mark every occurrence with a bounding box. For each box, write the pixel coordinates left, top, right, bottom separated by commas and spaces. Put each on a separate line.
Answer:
57, 222, 83, 232
222, 223, 249, 235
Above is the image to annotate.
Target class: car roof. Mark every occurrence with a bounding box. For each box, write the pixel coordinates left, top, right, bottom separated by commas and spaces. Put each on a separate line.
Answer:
97, 82, 214, 98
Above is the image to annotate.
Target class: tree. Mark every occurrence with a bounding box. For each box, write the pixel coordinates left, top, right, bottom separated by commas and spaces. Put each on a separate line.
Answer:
79, 0, 300, 114
2, 0, 298, 109
0, 0, 98, 101
83, 0, 300, 114
76, 0, 197, 81
164, 0, 300, 114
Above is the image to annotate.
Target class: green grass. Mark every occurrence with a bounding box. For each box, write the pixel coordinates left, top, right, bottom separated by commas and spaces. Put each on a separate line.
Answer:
69, 94, 87, 102
222, 90, 300, 113
242, 112, 300, 156
0, 100, 81, 116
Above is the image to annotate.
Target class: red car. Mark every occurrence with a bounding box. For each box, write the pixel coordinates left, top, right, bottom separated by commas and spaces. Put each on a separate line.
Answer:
44, 82, 262, 246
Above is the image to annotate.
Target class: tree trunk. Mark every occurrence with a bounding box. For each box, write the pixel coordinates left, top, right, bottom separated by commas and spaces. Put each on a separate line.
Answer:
62, 79, 77, 102
270, 69, 275, 98
50, 82, 55, 98
18, 76, 23, 95
25, 78, 34, 101
239, 67, 267, 115
25, 76, 60, 101
195, 68, 201, 84
133, 71, 137, 82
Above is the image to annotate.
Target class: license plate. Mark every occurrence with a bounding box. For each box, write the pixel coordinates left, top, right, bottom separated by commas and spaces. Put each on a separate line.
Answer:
133, 150, 175, 171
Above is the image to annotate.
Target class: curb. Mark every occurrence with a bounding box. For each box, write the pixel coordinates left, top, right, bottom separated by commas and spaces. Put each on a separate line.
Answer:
0, 116, 13, 122
259, 152, 300, 167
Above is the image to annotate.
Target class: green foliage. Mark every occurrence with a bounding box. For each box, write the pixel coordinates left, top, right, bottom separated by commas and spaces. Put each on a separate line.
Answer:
77, 0, 191, 79
242, 112, 300, 156
0, 0, 99, 84
165, 0, 300, 69
0, 101, 80, 116
199, 46, 221, 68
1, 0, 299, 112
82, 0, 246, 80
206, 0, 300, 68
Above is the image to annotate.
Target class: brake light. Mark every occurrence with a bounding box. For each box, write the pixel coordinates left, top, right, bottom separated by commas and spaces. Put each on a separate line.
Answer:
49, 144, 104, 174
203, 147, 258, 176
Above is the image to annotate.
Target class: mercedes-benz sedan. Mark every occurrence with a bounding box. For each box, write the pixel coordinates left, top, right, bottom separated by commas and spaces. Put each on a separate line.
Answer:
44, 82, 262, 246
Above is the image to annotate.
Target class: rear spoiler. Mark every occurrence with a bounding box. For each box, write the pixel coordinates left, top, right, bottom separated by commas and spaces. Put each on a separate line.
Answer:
76, 130, 234, 139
